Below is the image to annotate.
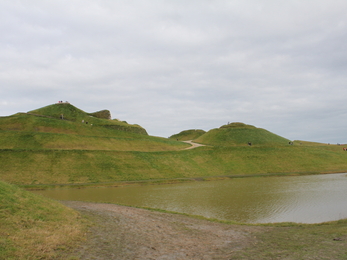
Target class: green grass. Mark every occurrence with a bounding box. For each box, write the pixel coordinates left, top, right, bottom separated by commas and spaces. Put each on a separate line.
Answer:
0, 180, 86, 259
0, 130, 188, 151
1, 145, 347, 186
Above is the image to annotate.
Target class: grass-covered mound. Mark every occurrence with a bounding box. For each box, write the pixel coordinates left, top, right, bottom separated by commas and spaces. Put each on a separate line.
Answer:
195, 122, 291, 146
169, 129, 206, 141
28, 103, 148, 135
0, 104, 188, 151
0, 180, 85, 259
1, 105, 347, 186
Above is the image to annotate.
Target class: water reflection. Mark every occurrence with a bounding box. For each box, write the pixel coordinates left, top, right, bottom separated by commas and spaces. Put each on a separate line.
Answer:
33, 173, 347, 223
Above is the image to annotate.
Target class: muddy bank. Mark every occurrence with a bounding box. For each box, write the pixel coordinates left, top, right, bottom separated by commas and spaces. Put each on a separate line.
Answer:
61, 201, 265, 259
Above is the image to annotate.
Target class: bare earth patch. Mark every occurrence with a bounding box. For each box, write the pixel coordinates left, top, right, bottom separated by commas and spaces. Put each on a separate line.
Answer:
61, 201, 264, 259
182, 140, 206, 150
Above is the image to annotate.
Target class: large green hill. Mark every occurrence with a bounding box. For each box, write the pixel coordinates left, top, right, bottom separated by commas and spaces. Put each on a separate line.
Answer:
1, 107, 346, 260
28, 102, 148, 135
1, 105, 347, 186
0, 103, 188, 151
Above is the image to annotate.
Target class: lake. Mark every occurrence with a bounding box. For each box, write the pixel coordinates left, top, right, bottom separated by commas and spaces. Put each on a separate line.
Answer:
33, 173, 347, 224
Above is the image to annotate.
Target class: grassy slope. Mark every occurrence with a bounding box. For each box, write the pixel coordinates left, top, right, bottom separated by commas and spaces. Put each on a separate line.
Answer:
1, 145, 347, 185
0, 130, 188, 151
0, 180, 85, 259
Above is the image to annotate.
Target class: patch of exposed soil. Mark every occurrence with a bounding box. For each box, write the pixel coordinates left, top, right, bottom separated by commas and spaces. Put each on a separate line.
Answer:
182, 140, 206, 150
61, 201, 264, 259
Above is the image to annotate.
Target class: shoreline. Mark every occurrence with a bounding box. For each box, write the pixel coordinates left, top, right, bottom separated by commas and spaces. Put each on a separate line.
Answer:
23, 170, 347, 190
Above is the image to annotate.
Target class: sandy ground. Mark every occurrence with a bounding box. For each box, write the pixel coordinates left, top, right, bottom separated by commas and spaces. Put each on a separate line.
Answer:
182, 140, 206, 150
61, 201, 264, 260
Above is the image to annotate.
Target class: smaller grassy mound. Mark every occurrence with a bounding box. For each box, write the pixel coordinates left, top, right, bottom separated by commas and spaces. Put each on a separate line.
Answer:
0, 181, 86, 259
220, 122, 256, 129
195, 122, 291, 146
169, 129, 206, 141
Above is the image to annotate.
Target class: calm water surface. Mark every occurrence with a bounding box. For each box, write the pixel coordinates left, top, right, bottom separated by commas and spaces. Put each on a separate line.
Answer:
33, 173, 347, 224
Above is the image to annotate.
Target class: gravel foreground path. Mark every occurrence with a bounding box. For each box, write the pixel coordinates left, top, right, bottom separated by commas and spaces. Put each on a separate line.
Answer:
61, 201, 264, 260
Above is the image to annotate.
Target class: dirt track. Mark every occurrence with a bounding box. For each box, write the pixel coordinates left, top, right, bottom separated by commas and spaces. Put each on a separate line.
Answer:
61, 201, 264, 260
182, 140, 206, 150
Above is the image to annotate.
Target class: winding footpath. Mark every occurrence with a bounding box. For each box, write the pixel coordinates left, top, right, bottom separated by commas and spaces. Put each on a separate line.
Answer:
182, 140, 206, 150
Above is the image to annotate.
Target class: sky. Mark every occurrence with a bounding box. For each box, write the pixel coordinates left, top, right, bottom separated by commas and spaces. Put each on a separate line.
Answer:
1, 1, 347, 143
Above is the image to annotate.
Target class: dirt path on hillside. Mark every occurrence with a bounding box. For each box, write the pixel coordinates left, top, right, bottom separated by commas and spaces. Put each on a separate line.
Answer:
182, 140, 206, 150
61, 201, 264, 260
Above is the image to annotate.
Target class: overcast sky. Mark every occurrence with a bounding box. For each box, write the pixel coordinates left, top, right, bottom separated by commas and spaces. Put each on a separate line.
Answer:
1, 1, 347, 143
